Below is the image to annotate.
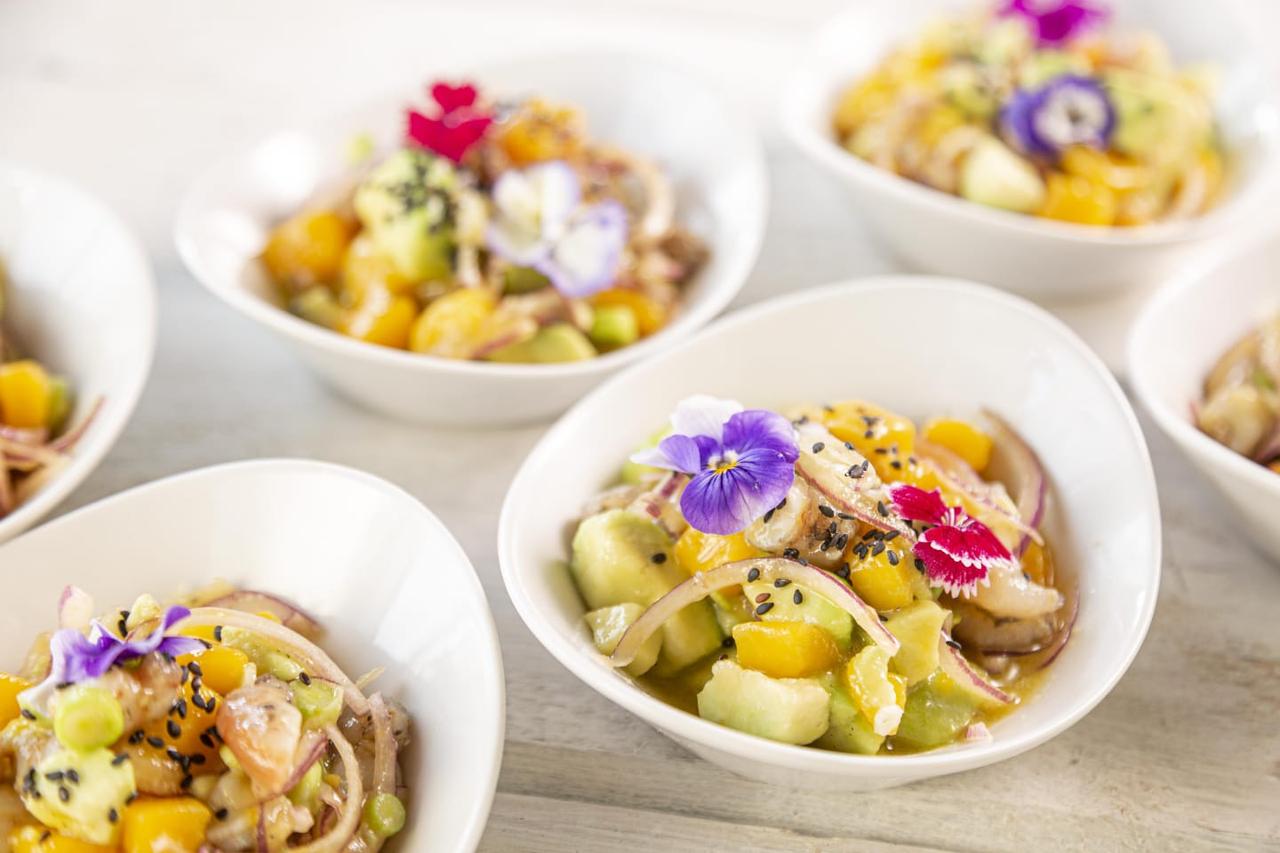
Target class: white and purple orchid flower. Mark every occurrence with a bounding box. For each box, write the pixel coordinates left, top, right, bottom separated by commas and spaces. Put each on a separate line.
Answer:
486, 160, 628, 299
632, 396, 800, 536
1002, 74, 1115, 159
19, 604, 205, 716
1000, 0, 1107, 45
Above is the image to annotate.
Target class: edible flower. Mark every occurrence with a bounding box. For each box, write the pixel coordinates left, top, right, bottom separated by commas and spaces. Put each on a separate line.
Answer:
999, 0, 1106, 45
1002, 74, 1114, 158
20, 604, 205, 716
886, 483, 1013, 597
631, 396, 800, 535
406, 81, 494, 163
486, 160, 628, 298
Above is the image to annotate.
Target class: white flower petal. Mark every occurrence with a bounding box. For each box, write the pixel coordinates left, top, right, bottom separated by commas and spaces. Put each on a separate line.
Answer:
669, 395, 744, 443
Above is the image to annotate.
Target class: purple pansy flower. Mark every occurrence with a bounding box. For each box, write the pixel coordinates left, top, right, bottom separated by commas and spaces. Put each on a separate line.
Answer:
20, 604, 205, 716
999, 0, 1107, 45
486, 160, 628, 298
1002, 74, 1114, 158
631, 395, 800, 535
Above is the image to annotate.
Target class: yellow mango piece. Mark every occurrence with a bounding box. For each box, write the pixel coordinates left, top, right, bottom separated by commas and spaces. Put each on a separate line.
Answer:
846, 540, 916, 611
120, 679, 223, 776
845, 646, 907, 736
0, 360, 52, 430
732, 620, 841, 679
261, 210, 354, 290
674, 528, 766, 590
0, 672, 31, 728
833, 73, 897, 136
498, 99, 585, 165
409, 288, 497, 358
1039, 172, 1117, 226
344, 291, 417, 350
177, 645, 248, 697
822, 401, 916, 481
1060, 146, 1147, 191
916, 103, 967, 148
121, 797, 212, 853
8, 826, 114, 853
922, 418, 993, 472
590, 289, 667, 337
342, 235, 414, 301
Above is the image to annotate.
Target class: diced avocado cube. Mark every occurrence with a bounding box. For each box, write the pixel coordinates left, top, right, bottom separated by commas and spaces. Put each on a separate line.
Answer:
486, 324, 598, 364
23, 746, 135, 846
960, 136, 1046, 213
885, 600, 950, 685
814, 673, 885, 755
697, 659, 830, 745
893, 671, 978, 750
502, 266, 551, 294
354, 149, 458, 282
588, 305, 640, 351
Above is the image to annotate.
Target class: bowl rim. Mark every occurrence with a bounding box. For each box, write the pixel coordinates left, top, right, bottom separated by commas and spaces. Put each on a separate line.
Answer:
174, 48, 768, 382
0, 160, 158, 544
779, 1, 1280, 249
1127, 232, 1280, 498
0, 457, 506, 853
499, 274, 1161, 777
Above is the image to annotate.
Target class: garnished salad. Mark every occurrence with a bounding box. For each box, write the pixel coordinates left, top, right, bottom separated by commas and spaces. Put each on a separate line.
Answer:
831, 0, 1224, 226
0, 266, 96, 519
0, 586, 409, 851
260, 81, 707, 364
1196, 312, 1280, 471
568, 396, 1075, 753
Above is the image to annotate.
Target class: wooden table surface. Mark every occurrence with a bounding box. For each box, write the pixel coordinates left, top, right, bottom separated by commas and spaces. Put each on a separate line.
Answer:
2, 1, 1278, 849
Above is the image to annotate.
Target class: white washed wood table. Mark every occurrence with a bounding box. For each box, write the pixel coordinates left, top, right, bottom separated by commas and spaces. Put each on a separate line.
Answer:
2, 1, 1279, 849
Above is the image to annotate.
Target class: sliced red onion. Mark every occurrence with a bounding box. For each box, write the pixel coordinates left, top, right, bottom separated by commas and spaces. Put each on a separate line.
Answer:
981, 411, 1046, 557
0, 451, 11, 516
369, 692, 397, 796
267, 728, 329, 802
939, 633, 1014, 706
963, 722, 992, 744
47, 397, 104, 453
57, 585, 94, 632
1037, 582, 1079, 670
286, 725, 364, 853
176, 608, 368, 715
611, 557, 898, 667
0, 424, 48, 445
207, 590, 323, 640
625, 472, 689, 540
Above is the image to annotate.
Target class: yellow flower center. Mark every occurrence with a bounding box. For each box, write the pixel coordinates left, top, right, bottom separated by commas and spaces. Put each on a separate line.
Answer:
710, 450, 740, 474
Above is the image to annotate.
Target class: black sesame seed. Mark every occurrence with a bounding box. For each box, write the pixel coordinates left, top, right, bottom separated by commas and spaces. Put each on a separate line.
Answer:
166, 748, 184, 764
20, 709, 35, 721
762, 508, 775, 524
650, 552, 667, 564
872, 542, 886, 557
783, 548, 799, 559
180, 666, 189, 685
914, 558, 926, 572
44, 770, 64, 782
129, 730, 144, 744
58, 786, 70, 802
818, 504, 834, 518
191, 693, 206, 712
754, 593, 771, 604
873, 447, 888, 455
147, 736, 164, 749
174, 698, 187, 719
190, 753, 206, 766
890, 460, 902, 470
180, 774, 193, 790
747, 567, 761, 582
125, 792, 137, 805
837, 512, 855, 521
837, 563, 851, 579
887, 551, 899, 566
826, 521, 838, 536
876, 501, 888, 517
883, 531, 899, 542
167, 720, 181, 739
878, 614, 888, 622
721, 636, 735, 649
187, 661, 203, 677
811, 442, 825, 454
112, 753, 128, 766
204, 697, 217, 714
844, 441, 854, 450
299, 672, 311, 686
199, 733, 215, 749
755, 602, 775, 615
108, 807, 118, 824
65, 769, 79, 785
191, 677, 203, 695
213, 625, 223, 642
214, 808, 229, 821
864, 430, 874, 439
946, 639, 962, 650
834, 533, 849, 551
793, 590, 804, 605
773, 578, 792, 588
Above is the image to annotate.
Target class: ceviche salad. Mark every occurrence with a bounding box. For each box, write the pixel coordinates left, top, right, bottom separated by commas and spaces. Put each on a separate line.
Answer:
0, 266, 96, 520
567, 396, 1075, 754
832, 0, 1224, 226
1197, 311, 1280, 472
0, 586, 409, 852
261, 80, 706, 364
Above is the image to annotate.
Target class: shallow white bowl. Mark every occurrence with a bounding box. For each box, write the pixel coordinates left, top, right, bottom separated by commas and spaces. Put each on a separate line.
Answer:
1129, 234, 1280, 561
782, 0, 1280, 299
500, 276, 1160, 790
175, 51, 767, 426
0, 162, 155, 543
0, 459, 504, 852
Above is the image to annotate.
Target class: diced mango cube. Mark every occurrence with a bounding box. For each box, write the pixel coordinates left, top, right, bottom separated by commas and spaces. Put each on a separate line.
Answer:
0, 672, 31, 728
845, 541, 916, 611
922, 418, 993, 472
121, 797, 212, 853
732, 620, 841, 679
8, 826, 114, 853
261, 210, 354, 290
591, 288, 667, 337
674, 528, 766, 599
1039, 172, 1117, 226
177, 645, 248, 697
408, 288, 497, 358
343, 290, 417, 350
498, 99, 585, 165
822, 401, 916, 481
0, 360, 53, 429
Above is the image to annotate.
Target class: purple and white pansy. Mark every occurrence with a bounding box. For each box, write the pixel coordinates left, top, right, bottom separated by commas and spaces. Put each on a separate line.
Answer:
486, 160, 628, 298
631, 395, 800, 536
20, 598, 205, 716
1002, 74, 1115, 158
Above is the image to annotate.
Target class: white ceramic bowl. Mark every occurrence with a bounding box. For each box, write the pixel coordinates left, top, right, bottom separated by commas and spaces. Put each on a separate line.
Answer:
0, 459, 504, 852
1129, 234, 1280, 561
782, 0, 1280, 299
175, 51, 767, 427
500, 276, 1160, 790
0, 162, 155, 543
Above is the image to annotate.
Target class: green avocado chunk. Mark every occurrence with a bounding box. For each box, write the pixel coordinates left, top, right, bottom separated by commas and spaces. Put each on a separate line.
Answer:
22, 745, 135, 846
697, 659, 830, 745
960, 136, 1046, 213
814, 673, 885, 755
586, 603, 662, 676
354, 148, 457, 282
486, 324, 598, 364
893, 671, 978, 750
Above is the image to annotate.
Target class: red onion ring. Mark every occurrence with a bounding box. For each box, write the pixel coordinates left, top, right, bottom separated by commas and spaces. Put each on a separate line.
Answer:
980, 411, 1046, 557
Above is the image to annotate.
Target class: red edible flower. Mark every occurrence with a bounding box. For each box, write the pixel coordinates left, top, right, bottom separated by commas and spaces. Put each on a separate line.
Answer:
886, 483, 1013, 597
405, 80, 494, 164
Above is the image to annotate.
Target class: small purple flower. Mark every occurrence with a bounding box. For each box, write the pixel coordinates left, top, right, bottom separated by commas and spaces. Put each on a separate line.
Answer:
1000, 0, 1107, 45
20, 605, 205, 716
1002, 74, 1114, 158
631, 395, 799, 535
487, 160, 628, 299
